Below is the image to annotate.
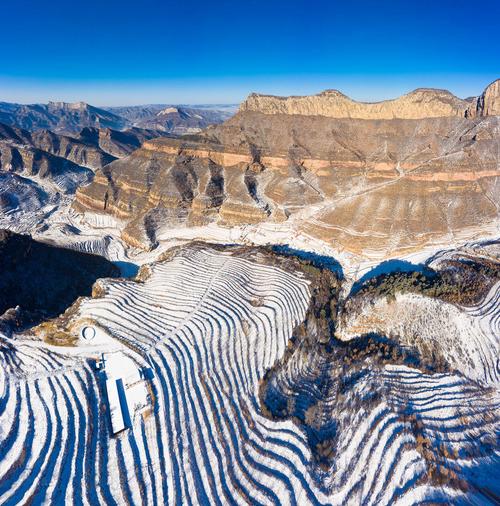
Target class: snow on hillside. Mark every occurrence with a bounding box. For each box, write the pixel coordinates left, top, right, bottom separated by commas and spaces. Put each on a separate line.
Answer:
0, 245, 498, 504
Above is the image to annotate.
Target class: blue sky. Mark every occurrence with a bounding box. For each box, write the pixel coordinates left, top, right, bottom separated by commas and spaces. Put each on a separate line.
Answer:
1, 0, 498, 105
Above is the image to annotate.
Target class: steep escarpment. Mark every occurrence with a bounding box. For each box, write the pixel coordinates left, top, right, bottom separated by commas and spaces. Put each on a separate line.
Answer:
0, 122, 112, 194
241, 81, 500, 120
73, 142, 233, 248
0, 140, 93, 192
77, 126, 168, 158
466, 79, 500, 118
30, 129, 117, 168
0, 121, 161, 169
0, 123, 168, 217
0, 121, 167, 233
0, 121, 124, 172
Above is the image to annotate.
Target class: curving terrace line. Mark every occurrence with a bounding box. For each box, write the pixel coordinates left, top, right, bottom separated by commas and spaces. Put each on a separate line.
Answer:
0, 245, 498, 504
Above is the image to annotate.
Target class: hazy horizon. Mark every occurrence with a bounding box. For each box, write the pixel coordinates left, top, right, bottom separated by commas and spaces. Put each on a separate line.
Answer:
1, 74, 498, 107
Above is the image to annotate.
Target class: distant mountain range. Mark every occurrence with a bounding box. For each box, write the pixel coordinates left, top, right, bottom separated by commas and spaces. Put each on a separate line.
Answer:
0, 101, 237, 135
0, 101, 127, 134
0, 121, 163, 172
106, 104, 236, 134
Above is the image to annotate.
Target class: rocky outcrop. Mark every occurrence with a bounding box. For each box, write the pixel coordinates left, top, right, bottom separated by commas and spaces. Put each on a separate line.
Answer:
30, 129, 116, 168
73, 140, 231, 248
0, 120, 174, 237
77, 126, 163, 158
466, 79, 500, 117
0, 122, 120, 192
241, 88, 472, 119
0, 121, 167, 191
0, 141, 93, 192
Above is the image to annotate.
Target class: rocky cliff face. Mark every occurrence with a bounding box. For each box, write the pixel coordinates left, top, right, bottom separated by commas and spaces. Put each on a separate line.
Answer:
466, 79, 500, 117
73, 81, 499, 257
0, 121, 163, 177
240, 88, 472, 119
30, 129, 116, 168
73, 139, 231, 248
0, 122, 122, 191
0, 143, 92, 190
0, 120, 175, 235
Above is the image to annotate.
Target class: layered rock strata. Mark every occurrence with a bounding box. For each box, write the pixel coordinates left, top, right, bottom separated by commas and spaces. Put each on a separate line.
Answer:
241, 79, 500, 120
73, 81, 500, 257
77, 126, 165, 158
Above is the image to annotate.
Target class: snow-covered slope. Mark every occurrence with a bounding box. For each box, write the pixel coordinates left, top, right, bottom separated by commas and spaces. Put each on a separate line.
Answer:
0, 245, 498, 504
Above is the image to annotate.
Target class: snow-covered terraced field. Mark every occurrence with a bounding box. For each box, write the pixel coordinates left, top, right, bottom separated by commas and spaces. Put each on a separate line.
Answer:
0, 245, 498, 504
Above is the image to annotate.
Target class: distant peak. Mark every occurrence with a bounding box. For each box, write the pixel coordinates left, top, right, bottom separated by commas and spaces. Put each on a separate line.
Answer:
48, 101, 90, 110
406, 87, 457, 97
157, 106, 179, 116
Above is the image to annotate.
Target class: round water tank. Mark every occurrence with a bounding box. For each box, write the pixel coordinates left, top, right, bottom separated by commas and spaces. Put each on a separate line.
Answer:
81, 326, 96, 341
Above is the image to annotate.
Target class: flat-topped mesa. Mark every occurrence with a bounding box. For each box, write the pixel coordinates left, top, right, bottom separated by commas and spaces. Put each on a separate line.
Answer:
240, 87, 471, 119
157, 106, 179, 116
47, 101, 90, 111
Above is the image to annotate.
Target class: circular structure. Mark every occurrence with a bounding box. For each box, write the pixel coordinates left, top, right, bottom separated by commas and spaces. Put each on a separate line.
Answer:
81, 326, 96, 341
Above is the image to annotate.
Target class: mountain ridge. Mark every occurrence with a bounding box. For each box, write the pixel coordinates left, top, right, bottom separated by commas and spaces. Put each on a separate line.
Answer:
241, 80, 500, 119
0, 101, 127, 133
0, 101, 236, 135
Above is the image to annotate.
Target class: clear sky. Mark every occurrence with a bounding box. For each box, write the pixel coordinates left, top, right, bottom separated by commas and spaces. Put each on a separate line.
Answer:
1, 0, 499, 105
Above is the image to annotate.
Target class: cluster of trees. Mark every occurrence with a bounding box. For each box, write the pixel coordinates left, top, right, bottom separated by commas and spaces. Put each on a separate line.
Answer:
357, 258, 499, 306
